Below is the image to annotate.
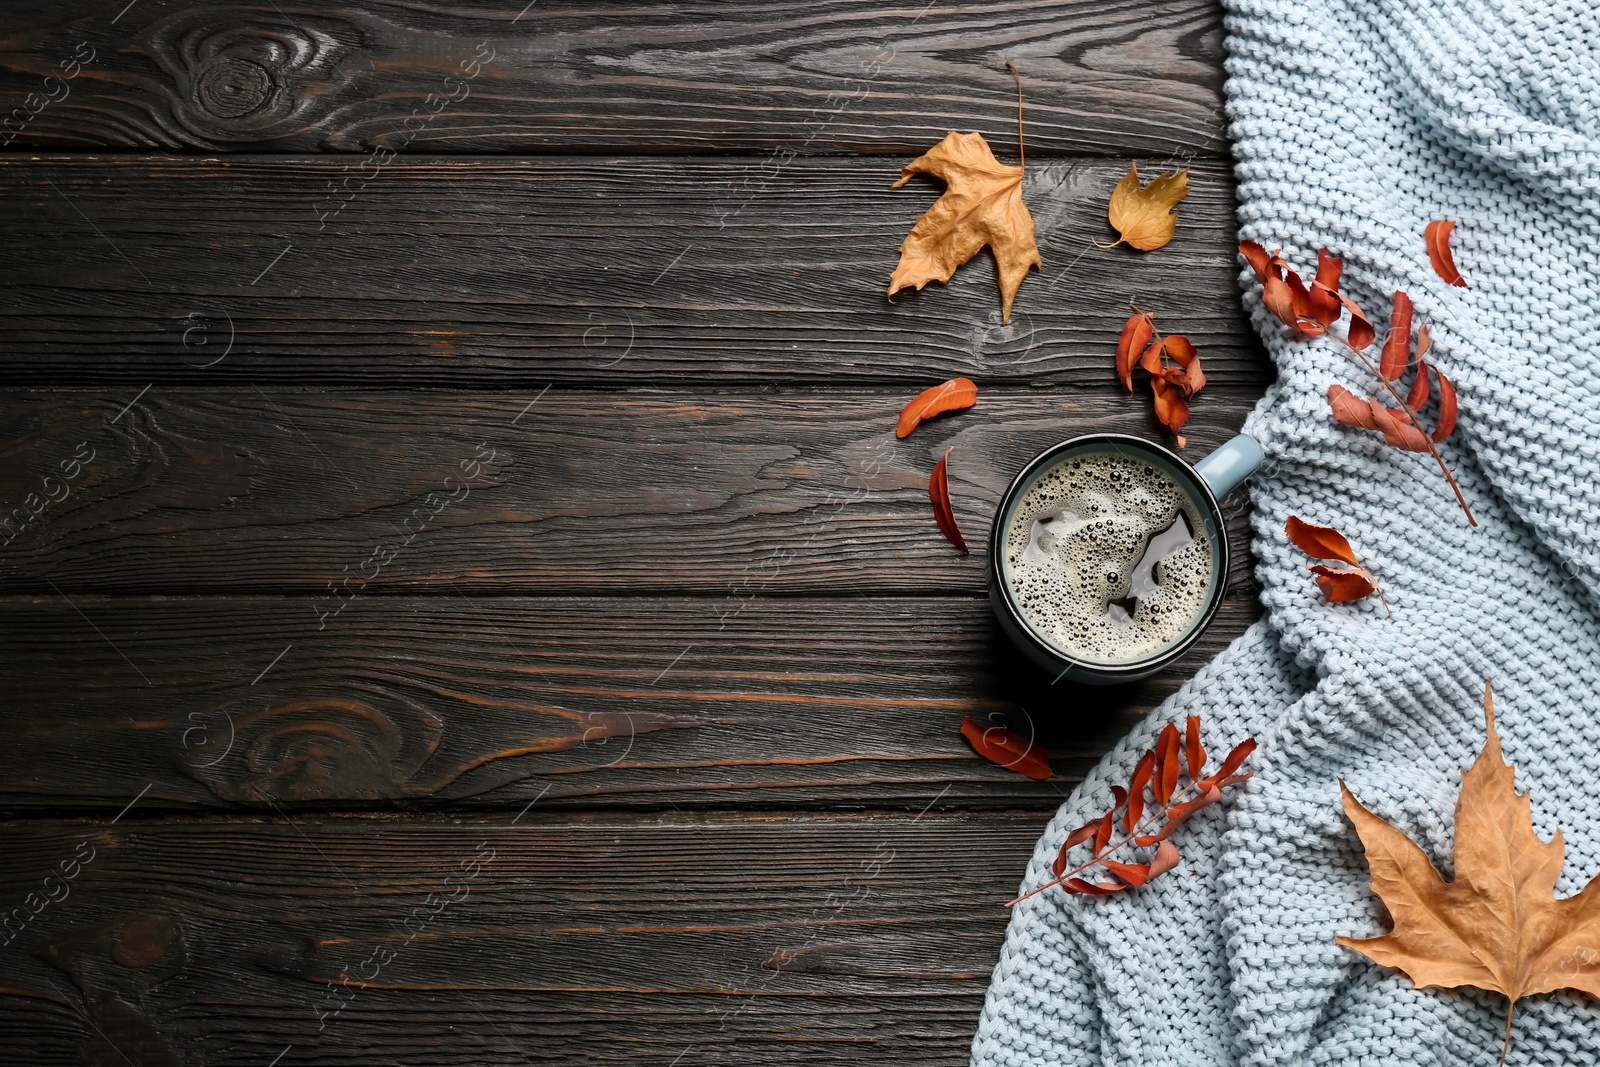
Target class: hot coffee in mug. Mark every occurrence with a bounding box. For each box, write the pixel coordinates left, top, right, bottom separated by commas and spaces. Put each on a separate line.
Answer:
988, 433, 1261, 684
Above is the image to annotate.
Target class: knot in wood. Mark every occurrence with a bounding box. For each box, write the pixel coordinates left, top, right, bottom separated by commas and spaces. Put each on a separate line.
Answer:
193, 55, 275, 118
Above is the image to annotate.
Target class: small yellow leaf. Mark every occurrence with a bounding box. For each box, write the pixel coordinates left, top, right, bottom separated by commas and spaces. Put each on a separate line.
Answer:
1104, 163, 1190, 251
888, 131, 1041, 324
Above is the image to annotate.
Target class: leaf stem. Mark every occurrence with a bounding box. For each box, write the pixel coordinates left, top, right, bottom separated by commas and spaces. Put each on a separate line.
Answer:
1005, 60, 1024, 171
1339, 335, 1477, 527
1007, 776, 1208, 907
1500, 998, 1514, 1067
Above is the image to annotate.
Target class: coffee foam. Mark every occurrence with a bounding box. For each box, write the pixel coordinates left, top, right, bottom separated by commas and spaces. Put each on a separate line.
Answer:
1001, 450, 1213, 664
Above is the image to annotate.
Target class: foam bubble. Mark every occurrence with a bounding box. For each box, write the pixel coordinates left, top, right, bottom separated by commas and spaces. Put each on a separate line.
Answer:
1001, 450, 1213, 664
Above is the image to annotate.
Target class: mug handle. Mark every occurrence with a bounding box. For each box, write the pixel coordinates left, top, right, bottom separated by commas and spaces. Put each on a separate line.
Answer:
1192, 433, 1263, 499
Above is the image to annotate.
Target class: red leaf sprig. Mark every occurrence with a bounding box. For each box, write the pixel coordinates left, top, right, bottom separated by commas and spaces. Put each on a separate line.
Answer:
1238, 241, 1474, 527
1115, 307, 1206, 447
1008, 715, 1257, 905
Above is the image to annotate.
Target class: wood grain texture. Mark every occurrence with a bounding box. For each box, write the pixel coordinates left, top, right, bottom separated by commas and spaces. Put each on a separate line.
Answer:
0, 594, 1260, 812
0, 812, 1042, 1066
0, 156, 1264, 386
0, 0, 1227, 157
0, 388, 1264, 595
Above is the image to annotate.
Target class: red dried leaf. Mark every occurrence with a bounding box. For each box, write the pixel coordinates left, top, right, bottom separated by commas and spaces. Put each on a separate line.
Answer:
1110, 784, 1128, 810
1262, 273, 1322, 336
1199, 738, 1258, 791
1091, 810, 1114, 856
1415, 322, 1431, 363
1116, 313, 1155, 392
1328, 384, 1432, 452
1139, 338, 1166, 376
1148, 840, 1182, 879
1063, 877, 1127, 896
1063, 819, 1100, 851
1379, 291, 1413, 381
1238, 240, 1272, 284
1426, 220, 1467, 288
1164, 335, 1206, 394
1184, 714, 1206, 782
1125, 750, 1156, 831
1150, 377, 1190, 448
1330, 290, 1376, 350
1101, 858, 1156, 887
1285, 515, 1362, 566
1284, 271, 1316, 324
1310, 564, 1379, 602
1433, 367, 1458, 442
929, 448, 968, 553
959, 716, 1052, 779
1153, 723, 1181, 807
1407, 360, 1432, 411
1261, 273, 1297, 327
1309, 250, 1343, 326
897, 378, 978, 438
1135, 786, 1223, 845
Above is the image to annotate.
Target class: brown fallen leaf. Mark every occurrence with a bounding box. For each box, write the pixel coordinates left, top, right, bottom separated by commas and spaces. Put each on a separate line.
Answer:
897, 378, 978, 438
1426, 220, 1468, 288
1285, 515, 1389, 613
1339, 681, 1600, 1065
1098, 163, 1190, 251
928, 447, 968, 553
960, 716, 1051, 780
889, 70, 1040, 324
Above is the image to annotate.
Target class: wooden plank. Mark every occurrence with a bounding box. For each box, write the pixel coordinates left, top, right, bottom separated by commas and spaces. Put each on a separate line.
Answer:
0, 812, 1037, 1066
0, 594, 1259, 811
0, 387, 1261, 595
0, 156, 1263, 387
0, 0, 1228, 157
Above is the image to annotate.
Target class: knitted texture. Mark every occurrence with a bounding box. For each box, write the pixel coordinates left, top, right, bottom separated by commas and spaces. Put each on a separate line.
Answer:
970, 1, 1600, 1064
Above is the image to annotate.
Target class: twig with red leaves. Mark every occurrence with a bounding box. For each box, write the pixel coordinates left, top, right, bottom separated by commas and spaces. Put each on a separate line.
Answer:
1009, 716, 1256, 906
1238, 241, 1475, 527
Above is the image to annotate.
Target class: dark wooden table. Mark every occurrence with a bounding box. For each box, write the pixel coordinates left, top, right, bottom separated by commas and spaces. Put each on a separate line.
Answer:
0, 3, 1269, 1064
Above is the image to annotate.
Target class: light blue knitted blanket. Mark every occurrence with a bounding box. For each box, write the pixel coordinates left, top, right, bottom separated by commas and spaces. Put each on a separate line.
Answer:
971, 1, 1600, 1064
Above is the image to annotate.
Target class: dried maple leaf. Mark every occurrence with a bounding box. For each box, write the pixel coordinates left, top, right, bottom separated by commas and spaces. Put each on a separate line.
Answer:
1098, 164, 1189, 251
928, 447, 968, 553
897, 378, 978, 438
888, 131, 1040, 324
1339, 681, 1600, 1065
1426, 220, 1468, 288
1285, 515, 1389, 613
960, 716, 1051, 780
